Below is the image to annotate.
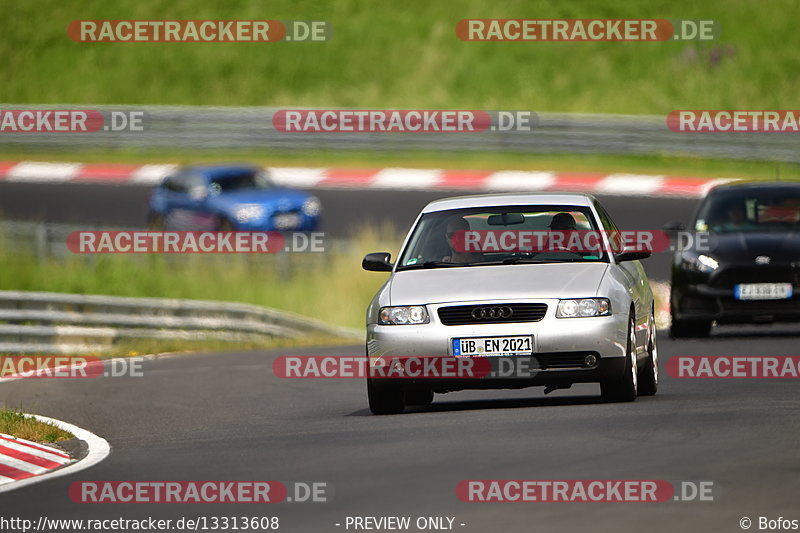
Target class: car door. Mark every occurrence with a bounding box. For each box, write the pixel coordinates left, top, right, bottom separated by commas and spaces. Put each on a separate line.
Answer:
595, 202, 650, 349
163, 172, 214, 230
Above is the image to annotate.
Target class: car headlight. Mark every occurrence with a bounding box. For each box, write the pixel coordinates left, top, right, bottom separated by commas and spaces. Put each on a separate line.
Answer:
233, 204, 266, 223
556, 298, 611, 318
378, 306, 429, 325
695, 254, 719, 273
302, 197, 321, 217
681, 253, 719, 273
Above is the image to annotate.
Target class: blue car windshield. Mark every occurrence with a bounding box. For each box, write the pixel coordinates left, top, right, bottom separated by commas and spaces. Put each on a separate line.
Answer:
209, 170, 274, 193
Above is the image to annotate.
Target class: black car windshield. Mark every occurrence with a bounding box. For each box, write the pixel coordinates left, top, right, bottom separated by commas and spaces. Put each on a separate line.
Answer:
208, 170, 274, 193
695, 188, 800, 233
396, 205, 609, 270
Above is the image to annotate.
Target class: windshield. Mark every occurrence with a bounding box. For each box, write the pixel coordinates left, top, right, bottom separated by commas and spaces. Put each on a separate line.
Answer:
695, 188, 800, 233
208, 170, 274, 194
396, 205, 609, 270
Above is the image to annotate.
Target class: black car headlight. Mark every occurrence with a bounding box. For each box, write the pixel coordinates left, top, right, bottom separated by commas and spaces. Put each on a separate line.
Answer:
379, 306, 430, 325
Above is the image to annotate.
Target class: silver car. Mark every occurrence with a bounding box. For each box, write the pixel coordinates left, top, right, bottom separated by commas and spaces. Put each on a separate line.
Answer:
362, 193, 658, 414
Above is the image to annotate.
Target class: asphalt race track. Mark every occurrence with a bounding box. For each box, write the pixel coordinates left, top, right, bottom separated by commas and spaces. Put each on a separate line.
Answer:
0, 182, 698, 280
1, 181, 798, 532
1, 332, 799, 532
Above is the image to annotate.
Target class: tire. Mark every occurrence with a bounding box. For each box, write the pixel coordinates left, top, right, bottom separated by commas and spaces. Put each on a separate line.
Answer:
601, 313, 638, 403
367, 379, 405, 415
638, 311, 659, 396
405, 388, 434, 406
670, 318, 712, 339
147, 213, 166, 230
217, 217, 235, 231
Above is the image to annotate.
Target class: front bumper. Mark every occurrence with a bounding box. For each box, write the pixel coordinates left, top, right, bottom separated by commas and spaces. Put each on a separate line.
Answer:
366, 299, 630, 389
672, 283, 800, 324
235, 213, 319, 231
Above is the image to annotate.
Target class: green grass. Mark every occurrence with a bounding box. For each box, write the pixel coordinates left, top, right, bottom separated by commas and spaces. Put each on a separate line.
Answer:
0, 410, 73, 443
3, 0, 800, 113
0, 227, 400, 331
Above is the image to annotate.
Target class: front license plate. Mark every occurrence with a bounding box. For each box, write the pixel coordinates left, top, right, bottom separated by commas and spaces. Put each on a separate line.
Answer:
453, 336, 534, 357
273, 213, 301, 230
734, 283, 793, 300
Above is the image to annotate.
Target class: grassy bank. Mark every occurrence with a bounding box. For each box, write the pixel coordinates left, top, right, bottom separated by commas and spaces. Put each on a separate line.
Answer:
0, 227, 400, 331
0, 410, 73, 443
4, 0, 800, 112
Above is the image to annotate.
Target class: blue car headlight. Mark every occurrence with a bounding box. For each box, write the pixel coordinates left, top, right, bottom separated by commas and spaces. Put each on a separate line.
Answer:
233, 204, 266, 223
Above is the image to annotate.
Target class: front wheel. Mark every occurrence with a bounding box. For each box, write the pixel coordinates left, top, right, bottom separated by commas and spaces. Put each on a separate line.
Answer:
147, 212, 166, 230
601, 314, 638, 403
670, 318, 711, 339
405, 388, 434, 406
638, 311, 659, 396
217, 217, 235, 231
367, 379, 405, 415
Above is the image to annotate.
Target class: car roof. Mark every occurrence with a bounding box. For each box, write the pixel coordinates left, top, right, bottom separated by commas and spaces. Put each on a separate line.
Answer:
182, 164, 261, 179
709, 180, 800, 194
421, 192, 597, 213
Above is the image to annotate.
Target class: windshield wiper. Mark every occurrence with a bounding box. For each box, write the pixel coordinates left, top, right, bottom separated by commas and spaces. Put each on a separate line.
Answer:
396, 261, 469, 271
470, 258, 561, 265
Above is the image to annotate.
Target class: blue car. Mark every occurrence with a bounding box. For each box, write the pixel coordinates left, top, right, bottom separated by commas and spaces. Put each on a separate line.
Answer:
148, 165, 321, 231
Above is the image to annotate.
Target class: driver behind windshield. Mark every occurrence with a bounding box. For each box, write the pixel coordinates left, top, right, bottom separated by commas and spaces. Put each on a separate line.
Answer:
442, 216, 483, 263
715, 202, 758, 232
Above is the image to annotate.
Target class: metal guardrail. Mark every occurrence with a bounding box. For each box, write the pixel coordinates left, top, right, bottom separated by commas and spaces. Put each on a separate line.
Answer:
2, 105, 800, 163
0, 290, 362, 354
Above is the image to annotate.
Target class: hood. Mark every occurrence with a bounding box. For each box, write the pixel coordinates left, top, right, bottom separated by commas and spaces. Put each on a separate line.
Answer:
209, 188, 310, 212
388, 263, 609, 305
707, 232, 800, 263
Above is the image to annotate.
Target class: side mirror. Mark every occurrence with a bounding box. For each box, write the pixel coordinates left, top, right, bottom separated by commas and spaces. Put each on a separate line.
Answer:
362, 252, 394, 272
615, 247, 651, 262
662, 221, 685, 232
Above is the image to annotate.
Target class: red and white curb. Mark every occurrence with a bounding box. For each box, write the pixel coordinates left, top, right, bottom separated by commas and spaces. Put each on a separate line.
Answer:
0, 433, 72, 483
0, 415, 110, 493
0, 161, 733, 198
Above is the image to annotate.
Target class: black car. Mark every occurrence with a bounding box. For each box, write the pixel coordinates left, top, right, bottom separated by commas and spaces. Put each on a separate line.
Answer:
668, 182, 800, 338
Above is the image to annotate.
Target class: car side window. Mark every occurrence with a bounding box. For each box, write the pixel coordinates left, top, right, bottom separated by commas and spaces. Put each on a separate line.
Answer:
595, 203, 623, 253
163, 173, 188, 193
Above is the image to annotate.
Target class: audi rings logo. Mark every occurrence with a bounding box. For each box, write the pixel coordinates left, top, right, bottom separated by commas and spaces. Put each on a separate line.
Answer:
471, 306, 514, 320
